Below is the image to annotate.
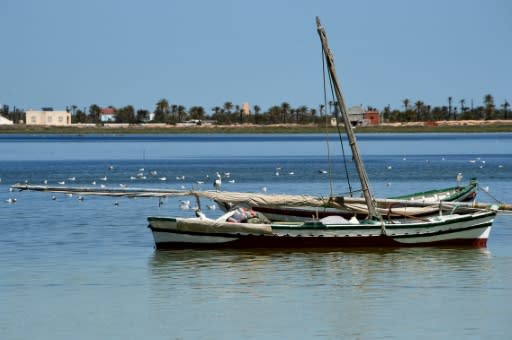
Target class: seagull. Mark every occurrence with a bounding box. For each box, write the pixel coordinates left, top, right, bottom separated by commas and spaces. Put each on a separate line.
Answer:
207, 204, 216, 210
67, 176, 76, 181
58, 181, 65, 185
78, 195, 84, 201
100, 184, 106, 188
213, 172, 222, 191
228, 179, 235, 184
51, 195, 57, 200
387, 165, 392, 170
223, 172, 231, 178
150, 170, 158, 176
179, 200, 191, 210
319, 170, 328, 174
5, 198, 16, 204
42, 179, 48, 184
176, 175, 185, 181
288, 171, 295, 175
196, 180, 204, 185
261, 186, 268, 193
119, 183, 128, 188
158, 177, 167, 181
99, 176, 107, 181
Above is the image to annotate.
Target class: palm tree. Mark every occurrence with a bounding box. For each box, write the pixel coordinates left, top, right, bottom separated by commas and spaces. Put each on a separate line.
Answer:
483, 94, 495, 120
414, 101, 424, 121
501, 100, 509, 119
402, 98, 410, 113
189, 106, 205, 120
154, 98, 170, 123
223, 101, 233, 114
156, 98, 169, 114
448, 96, 452, 120
177, 105, 186, 122
212, 106, 221, 116
280, 102, 290, 124
89, 104, 101, 124
298, 105, 308, 123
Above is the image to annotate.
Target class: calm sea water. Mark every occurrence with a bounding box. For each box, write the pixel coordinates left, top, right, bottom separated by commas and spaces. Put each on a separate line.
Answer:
1, 133, 512, 339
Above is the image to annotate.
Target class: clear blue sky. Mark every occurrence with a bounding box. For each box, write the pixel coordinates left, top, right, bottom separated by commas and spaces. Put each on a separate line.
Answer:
2, 0, 510, 113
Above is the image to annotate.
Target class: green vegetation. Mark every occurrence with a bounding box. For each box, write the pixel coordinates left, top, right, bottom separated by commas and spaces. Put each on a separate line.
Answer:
1, 93, 510, 130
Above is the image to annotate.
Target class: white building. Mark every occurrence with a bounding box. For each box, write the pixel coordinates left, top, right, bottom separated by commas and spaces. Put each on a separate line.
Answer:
0, 115, 13, 125
26, 109, 71, 126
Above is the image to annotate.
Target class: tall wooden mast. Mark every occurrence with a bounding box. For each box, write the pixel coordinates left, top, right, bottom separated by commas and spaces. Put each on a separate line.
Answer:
316, 17, 380, 221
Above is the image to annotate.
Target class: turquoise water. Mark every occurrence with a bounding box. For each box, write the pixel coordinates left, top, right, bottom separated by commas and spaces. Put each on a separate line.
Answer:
1, 133, 512, 339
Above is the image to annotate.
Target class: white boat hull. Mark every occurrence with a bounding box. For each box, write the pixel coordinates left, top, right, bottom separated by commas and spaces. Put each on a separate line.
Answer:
148, 210, 495, 249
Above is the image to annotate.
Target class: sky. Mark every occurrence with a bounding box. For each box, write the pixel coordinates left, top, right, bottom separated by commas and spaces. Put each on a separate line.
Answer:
2, 0, 511, 114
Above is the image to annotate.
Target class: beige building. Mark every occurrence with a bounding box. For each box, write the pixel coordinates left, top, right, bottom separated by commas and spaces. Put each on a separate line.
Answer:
26, 109, 71, 126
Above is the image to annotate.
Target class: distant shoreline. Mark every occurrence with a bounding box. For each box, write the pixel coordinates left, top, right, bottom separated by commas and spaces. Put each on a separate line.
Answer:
1, 120, 512, 134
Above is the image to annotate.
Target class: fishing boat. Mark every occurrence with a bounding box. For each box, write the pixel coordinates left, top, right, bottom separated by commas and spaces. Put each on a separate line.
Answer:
148, 207, 495, 249
145, 18, 497, 249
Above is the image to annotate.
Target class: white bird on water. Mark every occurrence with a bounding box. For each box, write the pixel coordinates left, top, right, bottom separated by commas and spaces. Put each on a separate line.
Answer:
179, 200, 191, 210
5, 198, 16, 204
214, 172, 222, 191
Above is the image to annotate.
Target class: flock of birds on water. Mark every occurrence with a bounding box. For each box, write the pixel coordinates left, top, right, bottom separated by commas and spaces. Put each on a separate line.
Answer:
1, 156, 505, 206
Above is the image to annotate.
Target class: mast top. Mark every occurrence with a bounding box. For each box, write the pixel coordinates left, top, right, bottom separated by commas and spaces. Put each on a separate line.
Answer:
315, 17, 380, 222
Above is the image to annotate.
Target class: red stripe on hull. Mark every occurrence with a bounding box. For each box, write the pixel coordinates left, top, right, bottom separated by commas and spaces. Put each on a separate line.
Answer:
154, 234, 488, 250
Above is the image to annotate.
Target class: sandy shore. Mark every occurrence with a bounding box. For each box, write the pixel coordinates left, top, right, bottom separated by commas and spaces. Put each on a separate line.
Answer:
1, 120, 511, 134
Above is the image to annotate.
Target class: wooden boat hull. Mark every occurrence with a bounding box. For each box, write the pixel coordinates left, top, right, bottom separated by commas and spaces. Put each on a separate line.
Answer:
148, 210, 495, 249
